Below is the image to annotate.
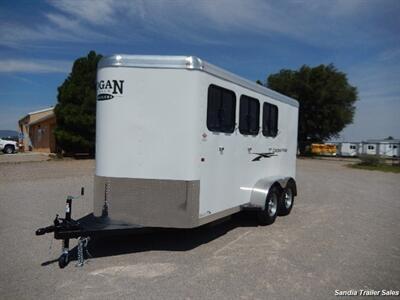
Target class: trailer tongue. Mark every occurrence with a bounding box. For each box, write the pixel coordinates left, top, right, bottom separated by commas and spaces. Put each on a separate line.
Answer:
35, 188, 150, 268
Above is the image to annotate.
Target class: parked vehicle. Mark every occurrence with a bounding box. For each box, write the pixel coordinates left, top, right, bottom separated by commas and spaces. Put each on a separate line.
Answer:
311, 143, 337, 156
338, 142, 360, 157
0, 138, 19, 154
361, 139, 400, 157
36, 55, 299, 268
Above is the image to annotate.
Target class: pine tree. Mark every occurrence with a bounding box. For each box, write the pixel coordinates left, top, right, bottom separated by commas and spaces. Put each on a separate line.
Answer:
54, 51, 102, 155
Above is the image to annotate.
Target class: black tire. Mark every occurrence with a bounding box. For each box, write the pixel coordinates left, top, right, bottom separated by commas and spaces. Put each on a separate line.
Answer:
4, 145, 14, 154
257, 186, 280, 225
278, 186, 294, 216
58, 253, 69, 269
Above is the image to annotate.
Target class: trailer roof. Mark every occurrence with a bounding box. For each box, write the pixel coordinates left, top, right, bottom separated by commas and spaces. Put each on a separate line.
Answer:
364, 139, 400, 143
99, 55, 299, 108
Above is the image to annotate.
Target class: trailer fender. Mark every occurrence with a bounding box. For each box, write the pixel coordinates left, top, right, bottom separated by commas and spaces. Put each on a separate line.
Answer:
248, 177, 296, 209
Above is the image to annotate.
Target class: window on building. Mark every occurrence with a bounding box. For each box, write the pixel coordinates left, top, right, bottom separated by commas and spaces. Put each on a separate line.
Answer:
207, 85, 236, 133
394, 145, 398, 149
262, 102, 278, 137
368, 145, 375, 150
239, 95, 260, 135
350, 145, 356, 149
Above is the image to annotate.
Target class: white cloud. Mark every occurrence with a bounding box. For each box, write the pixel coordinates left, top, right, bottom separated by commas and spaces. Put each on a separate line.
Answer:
1, 0, 396, 49
0, 59, 71, 73
0, 21, 82, 48
108, 0, 390, 47
46, 13, 82, 31
379, 48, 400, 61
0, 6, 114, 48
48, 0, 117, 25
348, 60, 400, 102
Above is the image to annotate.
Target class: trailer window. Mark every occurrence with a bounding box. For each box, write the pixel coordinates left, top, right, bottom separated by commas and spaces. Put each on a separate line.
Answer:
262, 102, 278, 137
239, 95, 260, 135
207, 85, 236, 133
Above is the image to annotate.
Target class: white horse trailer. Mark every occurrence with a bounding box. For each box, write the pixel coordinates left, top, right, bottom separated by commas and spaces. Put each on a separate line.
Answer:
36, 55, 299, 268
94, 55, 299, 228
339, 142, 359, 157
362, 143, 378, 155
376, 141, 400, 157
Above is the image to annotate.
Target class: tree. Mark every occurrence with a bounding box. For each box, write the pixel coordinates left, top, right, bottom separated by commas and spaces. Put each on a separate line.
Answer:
265, 64, 357, 153
54, 51, 102, 155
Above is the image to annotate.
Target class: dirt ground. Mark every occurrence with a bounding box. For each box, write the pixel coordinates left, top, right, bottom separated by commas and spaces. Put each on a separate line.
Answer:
0, 152, 51, 164
0, 158, 399, 299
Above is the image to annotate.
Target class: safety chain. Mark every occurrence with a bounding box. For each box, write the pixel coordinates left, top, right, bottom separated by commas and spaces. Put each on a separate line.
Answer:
76, 237, 91, 267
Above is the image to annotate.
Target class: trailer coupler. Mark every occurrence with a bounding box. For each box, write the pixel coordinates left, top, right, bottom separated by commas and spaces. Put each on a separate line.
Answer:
36, 188, 88, 268
35, 214, 81, 236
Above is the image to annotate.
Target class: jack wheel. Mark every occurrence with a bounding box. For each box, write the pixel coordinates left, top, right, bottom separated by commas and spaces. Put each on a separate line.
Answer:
58, 253, 69, 269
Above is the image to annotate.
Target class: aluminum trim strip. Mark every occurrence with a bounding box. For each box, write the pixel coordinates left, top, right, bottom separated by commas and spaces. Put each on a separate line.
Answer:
98, 55, 203, 70
198, 206, 241, 226
98, 54, 299, 108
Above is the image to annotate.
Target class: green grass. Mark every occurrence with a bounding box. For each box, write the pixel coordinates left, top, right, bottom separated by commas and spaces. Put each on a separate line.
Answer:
348, 163, 400, 173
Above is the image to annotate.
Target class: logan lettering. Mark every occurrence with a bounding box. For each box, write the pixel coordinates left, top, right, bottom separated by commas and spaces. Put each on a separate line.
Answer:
98, 80, 105, 89
112, 80, 124, 95
97, 79, 124, 101
105, 80, 112, 90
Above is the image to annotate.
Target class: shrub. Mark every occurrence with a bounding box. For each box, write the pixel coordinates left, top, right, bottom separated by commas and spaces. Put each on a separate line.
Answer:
359, 154, 383, 166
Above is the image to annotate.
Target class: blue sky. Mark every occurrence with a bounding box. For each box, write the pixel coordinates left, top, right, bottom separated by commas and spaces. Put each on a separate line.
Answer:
0, 0, 399, 141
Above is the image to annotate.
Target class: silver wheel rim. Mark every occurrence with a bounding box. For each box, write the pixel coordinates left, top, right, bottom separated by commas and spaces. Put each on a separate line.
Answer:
284, 189, 293, 209
268, 193, 278, 216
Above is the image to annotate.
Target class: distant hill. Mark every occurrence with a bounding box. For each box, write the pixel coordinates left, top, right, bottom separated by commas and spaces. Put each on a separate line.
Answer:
0, 130, 19, 138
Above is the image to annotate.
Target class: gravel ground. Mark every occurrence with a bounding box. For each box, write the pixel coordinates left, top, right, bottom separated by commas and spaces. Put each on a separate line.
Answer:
0, 159, 399, 300
0, 152, 51, 164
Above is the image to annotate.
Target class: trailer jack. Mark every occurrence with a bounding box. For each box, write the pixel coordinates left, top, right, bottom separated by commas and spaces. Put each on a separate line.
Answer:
36, 188, 87, 268
36, 187, 149, 269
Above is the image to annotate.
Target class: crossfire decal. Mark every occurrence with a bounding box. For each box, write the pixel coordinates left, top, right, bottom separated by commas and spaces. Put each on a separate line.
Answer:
251, 152, 277, 161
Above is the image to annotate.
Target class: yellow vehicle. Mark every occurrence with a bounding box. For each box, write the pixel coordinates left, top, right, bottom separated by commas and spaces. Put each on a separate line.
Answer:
311, 143, 337, 156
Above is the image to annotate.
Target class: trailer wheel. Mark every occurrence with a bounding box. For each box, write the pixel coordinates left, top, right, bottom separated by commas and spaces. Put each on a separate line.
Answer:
58, 253, 69, 269
257, 186, 279, 225
278, 186, 294, 216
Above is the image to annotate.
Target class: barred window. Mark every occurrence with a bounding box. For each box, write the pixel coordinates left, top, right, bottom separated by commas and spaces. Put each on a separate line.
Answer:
239, 95, 260, 135
262, 102, 278, 137
207, 85, 236, 133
